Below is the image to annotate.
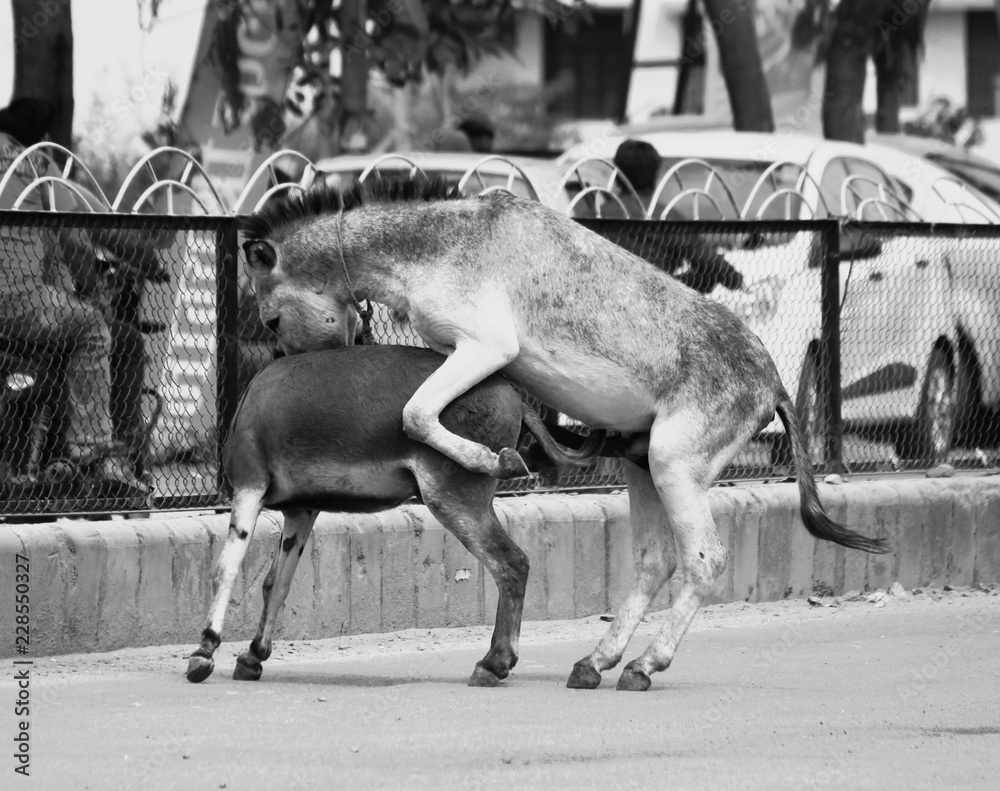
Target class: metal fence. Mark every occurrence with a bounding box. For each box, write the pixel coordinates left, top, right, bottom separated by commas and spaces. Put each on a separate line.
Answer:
834, 221, 1000, 471
3, 211, 999, 517
0, 211, 238, 517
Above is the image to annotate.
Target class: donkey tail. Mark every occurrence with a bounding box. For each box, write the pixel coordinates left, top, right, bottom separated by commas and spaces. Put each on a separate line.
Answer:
775, 395, 889, 554
520, 403, 606, 468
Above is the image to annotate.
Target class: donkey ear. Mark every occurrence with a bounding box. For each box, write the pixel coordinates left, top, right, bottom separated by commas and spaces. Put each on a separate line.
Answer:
243, 240, 277, 272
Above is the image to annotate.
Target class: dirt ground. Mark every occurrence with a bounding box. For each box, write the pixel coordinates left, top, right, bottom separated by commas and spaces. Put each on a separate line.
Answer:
3, 586, 999, 790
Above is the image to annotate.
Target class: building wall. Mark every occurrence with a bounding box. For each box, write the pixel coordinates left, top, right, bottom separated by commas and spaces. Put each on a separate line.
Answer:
921, 11, 969, 108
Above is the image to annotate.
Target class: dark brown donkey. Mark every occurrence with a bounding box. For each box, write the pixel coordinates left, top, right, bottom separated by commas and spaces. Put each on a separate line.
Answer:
186, 344, 599, 686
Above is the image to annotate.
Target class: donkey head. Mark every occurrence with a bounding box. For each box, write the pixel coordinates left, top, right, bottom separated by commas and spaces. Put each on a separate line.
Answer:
239, 178, 462, 353
243, 237, 359, 355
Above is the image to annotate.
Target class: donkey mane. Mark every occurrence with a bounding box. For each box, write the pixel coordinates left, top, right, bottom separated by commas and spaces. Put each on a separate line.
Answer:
239, 176, 465, 240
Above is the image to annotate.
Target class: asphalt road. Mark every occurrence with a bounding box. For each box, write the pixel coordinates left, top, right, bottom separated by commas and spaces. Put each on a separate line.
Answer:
4, 589, 999, 791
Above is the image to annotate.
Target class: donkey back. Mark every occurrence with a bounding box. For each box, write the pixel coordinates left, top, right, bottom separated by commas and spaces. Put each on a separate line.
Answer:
224, 345, 523, 510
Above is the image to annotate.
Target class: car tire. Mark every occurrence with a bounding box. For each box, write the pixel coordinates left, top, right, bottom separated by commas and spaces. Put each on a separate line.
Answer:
896, 346, 956, 464
794, 347, 830, 470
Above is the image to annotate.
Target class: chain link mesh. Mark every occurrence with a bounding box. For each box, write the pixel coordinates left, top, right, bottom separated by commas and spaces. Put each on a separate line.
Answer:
573, 219, 834, 484
3, 212, 1000, 517
1, 211, 237, 516
836, 221, 1000, 473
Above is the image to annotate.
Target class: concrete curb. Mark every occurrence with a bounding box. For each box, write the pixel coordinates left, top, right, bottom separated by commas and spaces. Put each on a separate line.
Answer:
2, 476, 998, 658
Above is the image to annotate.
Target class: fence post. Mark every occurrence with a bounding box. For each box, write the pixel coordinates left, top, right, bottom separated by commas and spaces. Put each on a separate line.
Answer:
215, 219, 240, 500
821, 220, 845, 474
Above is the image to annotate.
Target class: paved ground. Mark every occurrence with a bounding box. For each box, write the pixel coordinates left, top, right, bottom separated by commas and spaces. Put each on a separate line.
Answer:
3, 588, 999, 790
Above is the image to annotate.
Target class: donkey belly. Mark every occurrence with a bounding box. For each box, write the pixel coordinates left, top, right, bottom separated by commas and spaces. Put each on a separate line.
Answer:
507, 344, 658, 432
265, 459, 419, 513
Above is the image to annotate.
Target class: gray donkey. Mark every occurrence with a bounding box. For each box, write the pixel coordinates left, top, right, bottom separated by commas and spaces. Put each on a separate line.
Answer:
187, 344, 601, 686
238, 179, 888, 692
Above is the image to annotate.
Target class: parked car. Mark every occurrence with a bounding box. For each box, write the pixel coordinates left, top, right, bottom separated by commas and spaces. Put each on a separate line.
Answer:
864, 137, 1000, 223
865, 139, 1000, 451
560, 131, 1000, 465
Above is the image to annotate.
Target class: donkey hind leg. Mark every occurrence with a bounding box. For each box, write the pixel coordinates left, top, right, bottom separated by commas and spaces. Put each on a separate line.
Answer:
187, 486, 266, 683
402, 339, 528, 480
615, 414, 734, 692
417, 461, 529, 687
567, 458, 677, 690
235, 509, 318, 681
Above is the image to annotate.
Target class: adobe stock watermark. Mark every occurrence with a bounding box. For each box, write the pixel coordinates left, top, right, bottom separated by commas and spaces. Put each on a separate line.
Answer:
876, 0, 931, 42
701, 619, 806, 727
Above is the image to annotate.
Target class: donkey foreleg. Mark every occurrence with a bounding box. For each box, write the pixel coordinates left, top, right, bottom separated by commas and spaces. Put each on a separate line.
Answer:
402, 339, 527, 479
568, 459, 676, 690
187, 488, 265, 683
235, 509, 317, 681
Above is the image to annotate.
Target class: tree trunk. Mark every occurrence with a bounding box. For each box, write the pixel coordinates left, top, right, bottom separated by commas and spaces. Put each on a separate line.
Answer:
873, 43, 903, 134
339, 0, 368, 153
673, 0, 706, 116
701, 0, 774, 132
873, 0, 930, 134
11, 0, 74, 150
616, 0, 643, 124
822, 0, 890, 143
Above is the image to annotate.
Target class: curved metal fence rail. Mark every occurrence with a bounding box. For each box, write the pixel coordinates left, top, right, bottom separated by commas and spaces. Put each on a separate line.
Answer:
8, 143, 1000, 223
113, 146, 228, 215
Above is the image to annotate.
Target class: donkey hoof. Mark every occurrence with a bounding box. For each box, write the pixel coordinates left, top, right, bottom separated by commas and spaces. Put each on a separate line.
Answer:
566, 661, 602, 690
497, 448, 530, 479
186, 654, 215, 684
468, 664, 502, 688
233, 654, 263, 681
616, 664, 652, 692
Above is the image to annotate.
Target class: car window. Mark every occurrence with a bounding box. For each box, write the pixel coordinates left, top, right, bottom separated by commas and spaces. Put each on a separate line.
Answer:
885, 174, 913, 204
818, 158, 850, 217
820, 156, 910, 220
844, 158, 888, 215
845, 157, 912, 220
